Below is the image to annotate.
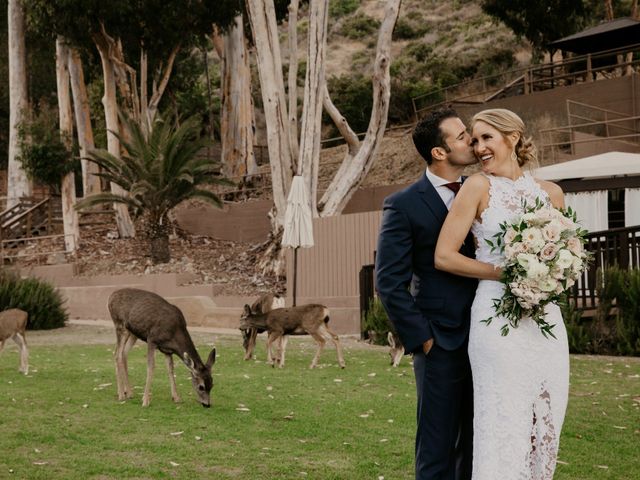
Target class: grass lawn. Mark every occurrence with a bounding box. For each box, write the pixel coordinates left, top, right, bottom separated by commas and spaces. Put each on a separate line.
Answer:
0, 323, 638, 479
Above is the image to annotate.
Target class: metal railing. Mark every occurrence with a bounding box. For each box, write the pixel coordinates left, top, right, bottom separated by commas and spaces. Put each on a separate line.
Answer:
412, 43, 640, 117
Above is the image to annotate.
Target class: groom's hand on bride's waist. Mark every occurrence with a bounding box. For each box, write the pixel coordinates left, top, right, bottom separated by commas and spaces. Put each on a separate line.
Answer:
423, 338, 434, 355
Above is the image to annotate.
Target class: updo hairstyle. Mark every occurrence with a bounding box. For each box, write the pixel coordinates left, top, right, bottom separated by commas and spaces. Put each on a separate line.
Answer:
471, 108, 537, 167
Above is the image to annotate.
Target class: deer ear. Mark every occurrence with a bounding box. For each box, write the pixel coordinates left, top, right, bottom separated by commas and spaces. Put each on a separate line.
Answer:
206, 348, 216, 369
243, 304, 251, 315
183, 352, 196, 372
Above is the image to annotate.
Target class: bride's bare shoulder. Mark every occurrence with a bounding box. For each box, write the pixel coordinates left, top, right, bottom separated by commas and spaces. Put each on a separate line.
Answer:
533, 178, 564, 207
464, 172, 490, 188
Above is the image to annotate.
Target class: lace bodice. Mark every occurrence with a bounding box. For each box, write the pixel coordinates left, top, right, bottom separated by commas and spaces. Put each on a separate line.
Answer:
471, 172, 551, 265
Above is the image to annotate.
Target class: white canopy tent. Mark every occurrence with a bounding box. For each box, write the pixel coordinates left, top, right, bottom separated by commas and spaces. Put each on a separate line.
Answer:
535, 151, 640, 181
534, 152, 640, 230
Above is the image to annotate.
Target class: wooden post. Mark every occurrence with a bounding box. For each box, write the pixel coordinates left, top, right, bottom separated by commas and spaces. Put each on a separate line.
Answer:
586, 54, 593, 82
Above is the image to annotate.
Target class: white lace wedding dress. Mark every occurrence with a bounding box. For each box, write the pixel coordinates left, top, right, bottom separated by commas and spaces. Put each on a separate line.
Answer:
469, 173, 570, 480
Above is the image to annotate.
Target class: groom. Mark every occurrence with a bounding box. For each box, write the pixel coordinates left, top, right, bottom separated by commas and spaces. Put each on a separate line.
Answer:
375, 108, 478, 480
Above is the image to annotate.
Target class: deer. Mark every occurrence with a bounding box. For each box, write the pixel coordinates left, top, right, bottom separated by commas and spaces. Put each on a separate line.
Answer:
108, 288, 216, 408
0, 308, 29, 375
387, 331, 404, 367
241, 293, 285, 361
240, 303, 346, 369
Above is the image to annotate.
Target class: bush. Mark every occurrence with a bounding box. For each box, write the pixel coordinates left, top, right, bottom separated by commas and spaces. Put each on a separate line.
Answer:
362, 297, 394, 346
324, 73, 372, 136
17, 101, 79, 194
329, 0, 359, 18
340, 14, 380, 40
392, 18, 429, 40
0, 270, 68, 330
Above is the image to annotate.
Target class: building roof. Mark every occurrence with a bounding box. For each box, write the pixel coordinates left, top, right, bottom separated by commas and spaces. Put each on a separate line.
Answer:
534, 151, 640, 181
549, 17, 640, 54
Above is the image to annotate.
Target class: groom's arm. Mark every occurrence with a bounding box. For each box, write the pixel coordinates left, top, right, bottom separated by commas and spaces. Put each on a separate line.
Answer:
375, 200, 432, 354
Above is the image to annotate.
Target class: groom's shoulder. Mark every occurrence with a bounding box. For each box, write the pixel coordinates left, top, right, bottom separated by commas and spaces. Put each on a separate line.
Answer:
383, 177, 424, 208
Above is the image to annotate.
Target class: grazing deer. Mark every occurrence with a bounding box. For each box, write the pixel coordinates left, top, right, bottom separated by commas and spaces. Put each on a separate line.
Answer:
387, 331, 404, 367
0, 308, 29, 375
241, 293, 285, 361
240, 303, 346, 369
108, 288, 216, 408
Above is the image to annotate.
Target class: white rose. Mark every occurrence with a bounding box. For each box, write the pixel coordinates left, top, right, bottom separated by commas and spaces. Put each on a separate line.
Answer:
541, 220, 562, 242
517, 253, 537, 270
505, 242, 526, 259
539, 242, 560, 261
566, 237, 583, 256
525, 258, 550, 280
556, 249, 574, 269
535, 208, 555, 222
521, 212, 536, 223
521, 227, 545, 253
539, 278, 559, 292
504, 228, 518, 245
571, 257, 584, 274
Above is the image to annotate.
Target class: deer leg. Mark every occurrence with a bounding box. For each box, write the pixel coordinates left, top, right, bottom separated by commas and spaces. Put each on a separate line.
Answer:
0, 339, 5, 354
308, 331, 327, 369
279, 335, 289, 368
320, 324, 346, 369
122, 334, 137, 398
142, 343, 157, 407
114, 327, 127, 400
165, 354, 181, 403
267, 332, 282, 368
12, 332, 29, 375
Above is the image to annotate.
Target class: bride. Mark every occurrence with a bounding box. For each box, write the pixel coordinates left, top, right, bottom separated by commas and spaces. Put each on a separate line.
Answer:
434, 108, 570, 479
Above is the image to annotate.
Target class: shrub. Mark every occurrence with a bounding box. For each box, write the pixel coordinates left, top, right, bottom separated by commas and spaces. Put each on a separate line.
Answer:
0, 270, 68, 330
340, 13, 380, 40
17, 101, 79, 194
392, 18, 429, 40
362, 297, 394, 346
324, 73, 372, 135
329, 0, 359, 18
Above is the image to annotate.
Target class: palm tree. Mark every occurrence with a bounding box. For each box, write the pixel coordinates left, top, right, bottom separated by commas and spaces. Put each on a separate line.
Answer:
76, 115, 233, 263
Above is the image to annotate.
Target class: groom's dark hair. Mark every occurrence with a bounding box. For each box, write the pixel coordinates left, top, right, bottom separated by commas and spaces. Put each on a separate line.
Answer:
412, 107, 459, 165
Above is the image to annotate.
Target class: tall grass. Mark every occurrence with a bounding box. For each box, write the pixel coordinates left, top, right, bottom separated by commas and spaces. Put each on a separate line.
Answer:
0, 328, 638, 479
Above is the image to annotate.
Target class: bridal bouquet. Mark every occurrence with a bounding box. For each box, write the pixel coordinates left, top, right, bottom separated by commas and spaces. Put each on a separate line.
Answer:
483, 198, 591, 338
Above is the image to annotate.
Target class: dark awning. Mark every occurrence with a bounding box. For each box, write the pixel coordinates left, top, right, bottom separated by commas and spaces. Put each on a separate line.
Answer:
549, 17, 640, 54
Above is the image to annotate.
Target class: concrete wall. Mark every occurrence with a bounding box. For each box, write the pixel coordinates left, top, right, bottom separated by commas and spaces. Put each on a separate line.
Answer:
20, 264, 361, 335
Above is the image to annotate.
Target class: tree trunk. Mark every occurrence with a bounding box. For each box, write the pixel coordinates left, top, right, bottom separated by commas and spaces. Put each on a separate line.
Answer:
287, 0, 300, 167
93, 32, 136, 238
318, 0, 401, 217
55, 37, 80, 252
68, 47, 101, 198
221, 15, 258, 179
297, 0, 329, 214
246, 0, 294, 227
150, 235, 171, 264
7, 0, 32, 207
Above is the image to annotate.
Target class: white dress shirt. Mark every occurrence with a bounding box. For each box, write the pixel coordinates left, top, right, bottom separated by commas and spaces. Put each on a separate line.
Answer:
425, 168, 462, 210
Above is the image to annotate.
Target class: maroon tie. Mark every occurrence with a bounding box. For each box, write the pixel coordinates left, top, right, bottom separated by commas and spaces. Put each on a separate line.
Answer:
444, 182, 461, 195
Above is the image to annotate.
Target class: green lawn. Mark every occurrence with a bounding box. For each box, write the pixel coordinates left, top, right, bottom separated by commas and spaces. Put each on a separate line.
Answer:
0, 324, 638, 479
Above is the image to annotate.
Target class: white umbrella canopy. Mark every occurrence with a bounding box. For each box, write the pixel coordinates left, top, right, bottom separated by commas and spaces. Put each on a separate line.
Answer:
282, 176, 314, 248
282, 176, 314, 306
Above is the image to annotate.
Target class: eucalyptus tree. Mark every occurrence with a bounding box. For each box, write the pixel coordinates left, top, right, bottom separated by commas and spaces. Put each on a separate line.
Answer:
245, 0, 401, 275
27, 0, 226, 237
7, 0, 32, 206
76, 115, 233, 264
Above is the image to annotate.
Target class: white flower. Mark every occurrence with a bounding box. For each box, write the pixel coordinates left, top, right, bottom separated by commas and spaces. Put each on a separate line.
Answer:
539, 242, 560, 261
505, 241, 526, 259
521, 227, 545, 252
539, 278, 559, 292
541, 220, 562, 242
566, 237, 583, 256
521, 212, 537, 223
518, 255, 549, 280
571, 257, 584, 274
556, 249, 574, 269
516, 253, 537, 270
504, 228, 518, 245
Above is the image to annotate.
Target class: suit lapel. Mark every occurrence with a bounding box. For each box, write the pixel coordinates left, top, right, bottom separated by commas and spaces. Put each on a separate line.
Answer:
417, 173, 448, 225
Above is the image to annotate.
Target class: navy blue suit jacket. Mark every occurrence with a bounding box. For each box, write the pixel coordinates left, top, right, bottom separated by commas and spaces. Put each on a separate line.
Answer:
375, 174, 478, 353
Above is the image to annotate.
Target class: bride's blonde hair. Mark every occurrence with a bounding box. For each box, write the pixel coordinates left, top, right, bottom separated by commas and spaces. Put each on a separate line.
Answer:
471, 108, 537, 167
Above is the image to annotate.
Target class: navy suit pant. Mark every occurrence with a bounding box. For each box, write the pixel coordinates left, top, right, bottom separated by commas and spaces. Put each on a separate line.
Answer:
413, 343, 473, 480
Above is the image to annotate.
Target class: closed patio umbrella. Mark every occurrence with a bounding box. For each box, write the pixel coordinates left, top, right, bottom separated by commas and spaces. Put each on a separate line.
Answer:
281, 175, 314, 306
